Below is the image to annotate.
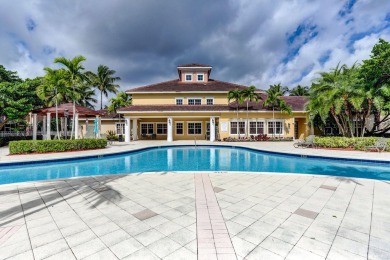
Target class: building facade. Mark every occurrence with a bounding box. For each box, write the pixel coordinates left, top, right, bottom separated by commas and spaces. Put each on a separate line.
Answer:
118, 64, 309, 142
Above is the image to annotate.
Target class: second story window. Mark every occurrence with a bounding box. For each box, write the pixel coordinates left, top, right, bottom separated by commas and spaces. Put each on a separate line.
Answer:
197, 74, 204, 81
185, 74, 192, 81
206, 98, 214, 105
176, 98, 183, 105
188, 98, 202, 105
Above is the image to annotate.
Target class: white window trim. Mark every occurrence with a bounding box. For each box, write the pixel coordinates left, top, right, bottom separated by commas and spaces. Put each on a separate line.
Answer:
175, 97, 184, 105
140, 122, 155, 135
187, 121, 203, 135
206, 97, 214, 105
185, 73, 192, 82
187, 97, 202, 105
156, 123, 168, 135
229, 120, 246, 136
175, 121, 184, 135
267, 120, 285, 135
249, 120, 265, 135
115, 122, 125, 135
197, 73, 204, 81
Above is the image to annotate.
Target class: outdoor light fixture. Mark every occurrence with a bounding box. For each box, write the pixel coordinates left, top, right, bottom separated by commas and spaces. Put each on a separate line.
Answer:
64, 109, 69, 118
168, 118, 171, 126
212, 118, 214, 124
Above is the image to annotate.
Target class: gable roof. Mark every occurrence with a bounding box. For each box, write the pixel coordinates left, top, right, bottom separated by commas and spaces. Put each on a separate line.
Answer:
126, 79, 259, 93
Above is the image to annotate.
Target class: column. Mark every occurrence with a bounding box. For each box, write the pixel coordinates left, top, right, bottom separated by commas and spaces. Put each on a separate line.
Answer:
124, 116, 131, 142
46, 113, 51, 140
132, 119, 138, 141
210, 117, 215, 142
32, 113, 37, 140
42, 115, 47, 140
167, 116, 173, 142
75, 113, 79, 139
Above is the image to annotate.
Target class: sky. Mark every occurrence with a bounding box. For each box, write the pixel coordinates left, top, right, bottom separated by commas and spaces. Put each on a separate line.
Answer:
1, 0, 390, 106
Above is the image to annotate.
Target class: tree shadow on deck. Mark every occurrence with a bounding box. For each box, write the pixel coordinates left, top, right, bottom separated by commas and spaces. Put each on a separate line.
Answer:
0, 175, 127, 227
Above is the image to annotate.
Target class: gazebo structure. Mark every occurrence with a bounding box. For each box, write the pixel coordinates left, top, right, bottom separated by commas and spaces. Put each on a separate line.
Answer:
31, 103, 103, 140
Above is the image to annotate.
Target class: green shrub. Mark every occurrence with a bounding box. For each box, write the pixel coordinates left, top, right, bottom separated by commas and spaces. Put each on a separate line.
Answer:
9, 138, 107, 154
106, 130, 119, 141
314, 136, 389, 151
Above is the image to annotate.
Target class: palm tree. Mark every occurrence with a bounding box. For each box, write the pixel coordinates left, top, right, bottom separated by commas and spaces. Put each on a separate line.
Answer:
227, 89, 244, 138
37, 68, 70, 139
89, 65, 121, 109
289, 85, 310, 96
108, 91, 132, 113
241, 86, 261, 137
78, 83, 97, 109
263, 88, 287, 138
268, 83, 289, 95
54, 56, 87, 139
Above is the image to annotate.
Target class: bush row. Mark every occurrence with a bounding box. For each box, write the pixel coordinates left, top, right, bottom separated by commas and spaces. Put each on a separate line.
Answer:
9, 138, 107, 154
313, 136, 390, 151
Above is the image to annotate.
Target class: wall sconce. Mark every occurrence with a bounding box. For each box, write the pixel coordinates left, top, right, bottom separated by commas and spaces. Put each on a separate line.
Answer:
168, 118, 171, 126
211, 118, 214, 124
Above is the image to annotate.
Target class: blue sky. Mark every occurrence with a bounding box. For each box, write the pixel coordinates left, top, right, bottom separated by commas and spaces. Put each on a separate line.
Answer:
0, 0, 389, 104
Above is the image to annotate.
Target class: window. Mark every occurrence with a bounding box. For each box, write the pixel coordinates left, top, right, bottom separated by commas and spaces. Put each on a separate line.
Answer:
268, 121, 283, 134
230, 122, 246, 135
185, 74, 192, 81
206, 98, 214, 105
188, 98, 202, 105
197, 74, 204, 81
141, 123, 154, 134
176, 122, 183, 135
188, 122, 202, 135
116, 123, 125, 135
156, 123, 167, 135
176, 98, 183, 105
249, 122, 264, 135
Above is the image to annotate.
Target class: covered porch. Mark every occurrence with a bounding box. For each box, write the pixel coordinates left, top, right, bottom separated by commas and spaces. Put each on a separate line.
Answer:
121, 115, 219, 142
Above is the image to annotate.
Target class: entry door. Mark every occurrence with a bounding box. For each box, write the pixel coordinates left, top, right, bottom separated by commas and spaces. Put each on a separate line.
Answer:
294, 120, 299, 139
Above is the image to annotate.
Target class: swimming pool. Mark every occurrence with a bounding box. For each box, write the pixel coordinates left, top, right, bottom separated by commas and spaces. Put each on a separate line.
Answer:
0, 146, 389, 184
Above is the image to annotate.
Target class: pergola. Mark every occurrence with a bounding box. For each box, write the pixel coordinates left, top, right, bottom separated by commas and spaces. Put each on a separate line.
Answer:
31, 103, 103, 140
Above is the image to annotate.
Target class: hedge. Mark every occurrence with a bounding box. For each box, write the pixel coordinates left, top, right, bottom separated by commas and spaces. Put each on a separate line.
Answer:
9, 138, 107, 154
313, 136, 390, 151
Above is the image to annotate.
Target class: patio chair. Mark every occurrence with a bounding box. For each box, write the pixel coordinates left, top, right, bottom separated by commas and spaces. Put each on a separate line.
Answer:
364, 137, 388, 152
294, 135, 316, 148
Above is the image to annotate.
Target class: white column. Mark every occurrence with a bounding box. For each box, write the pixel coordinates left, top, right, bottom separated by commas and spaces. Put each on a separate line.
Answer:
75, 113, 79, 139
132, 119, 138, 141
46, 113, 51, 140
32, 113, 37, 140
167, 117, 173, 142
124, 116, 131, 142
42, 116, 47, 140
210, 117, 216, 142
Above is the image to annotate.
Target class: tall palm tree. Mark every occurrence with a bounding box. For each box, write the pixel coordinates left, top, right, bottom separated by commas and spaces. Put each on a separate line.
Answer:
228, 89, 244, 138
289, 85, 310, 96
89, 65, 121, 109
108, 91, 132, 113
241, 86, 261, 137
263, 88, 287, 138
37, 68, 70, 139
54, 56, 87, 139
78, 83, 97, 109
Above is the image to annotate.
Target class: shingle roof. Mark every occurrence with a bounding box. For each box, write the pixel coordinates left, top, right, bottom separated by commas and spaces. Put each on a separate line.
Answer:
118, 96, 308, 112
97, 109, 120, 119
177, 63, 212, 68
127, 79, 254, 93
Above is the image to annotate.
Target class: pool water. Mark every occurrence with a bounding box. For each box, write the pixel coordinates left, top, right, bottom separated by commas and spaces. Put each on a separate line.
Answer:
0, 146, 389, 185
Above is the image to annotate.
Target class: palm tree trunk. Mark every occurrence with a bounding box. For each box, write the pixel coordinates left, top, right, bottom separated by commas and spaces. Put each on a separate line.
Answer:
246, 102, 249, 138
55, 89, 60, 139
101, 91, 103, 110
70, 83, 75, 139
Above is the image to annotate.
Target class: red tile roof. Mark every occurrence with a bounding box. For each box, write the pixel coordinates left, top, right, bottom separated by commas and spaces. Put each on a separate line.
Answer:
118, 96, 308, 112
177, 63, 212, 67
96, 109, 120, 119
127, 79, 256, 93
32, 103, 103, 117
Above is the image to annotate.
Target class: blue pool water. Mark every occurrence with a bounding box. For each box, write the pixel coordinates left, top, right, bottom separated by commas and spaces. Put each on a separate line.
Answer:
0, 146, 389, 185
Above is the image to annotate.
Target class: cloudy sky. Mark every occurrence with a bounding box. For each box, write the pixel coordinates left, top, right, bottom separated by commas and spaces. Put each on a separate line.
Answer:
1, 0, 390, 105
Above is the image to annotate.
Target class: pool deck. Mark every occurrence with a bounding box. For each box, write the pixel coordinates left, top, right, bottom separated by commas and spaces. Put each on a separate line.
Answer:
0, 141, 389, 259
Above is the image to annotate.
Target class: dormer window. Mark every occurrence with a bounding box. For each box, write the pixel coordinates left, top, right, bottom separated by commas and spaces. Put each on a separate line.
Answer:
185, 74, 192, 81
197, 74, 204, 81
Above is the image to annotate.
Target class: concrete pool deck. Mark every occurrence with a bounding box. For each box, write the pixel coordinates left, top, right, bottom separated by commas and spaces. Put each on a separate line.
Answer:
0, 141, 389, 259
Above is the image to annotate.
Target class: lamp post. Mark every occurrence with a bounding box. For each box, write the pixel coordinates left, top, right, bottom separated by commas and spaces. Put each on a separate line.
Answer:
64, 109, 69, 139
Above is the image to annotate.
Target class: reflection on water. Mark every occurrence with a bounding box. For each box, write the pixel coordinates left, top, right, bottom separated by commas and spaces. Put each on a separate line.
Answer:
0, 146, 389, 184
